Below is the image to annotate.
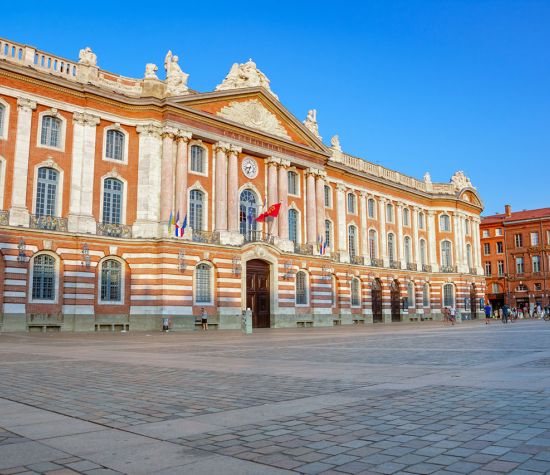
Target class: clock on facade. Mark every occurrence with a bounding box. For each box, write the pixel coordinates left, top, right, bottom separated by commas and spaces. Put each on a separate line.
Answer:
241, 157, 259, 179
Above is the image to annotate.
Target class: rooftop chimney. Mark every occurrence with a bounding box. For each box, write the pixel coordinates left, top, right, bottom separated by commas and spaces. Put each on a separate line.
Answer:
505, 204, 512, 217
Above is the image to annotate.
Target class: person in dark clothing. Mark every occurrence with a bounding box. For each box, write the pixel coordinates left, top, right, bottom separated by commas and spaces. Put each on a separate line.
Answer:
484, 303, 492, 325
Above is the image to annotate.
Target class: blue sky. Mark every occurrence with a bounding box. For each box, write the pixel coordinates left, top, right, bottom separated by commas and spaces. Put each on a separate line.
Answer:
4, 0, 549, 215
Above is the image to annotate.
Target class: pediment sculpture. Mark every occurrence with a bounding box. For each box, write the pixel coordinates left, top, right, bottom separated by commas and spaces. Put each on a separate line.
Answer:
164, 51, 189, 96
78, 47, 97, 67
217, 99, 290, 139
450, 170, 474, 190
216, 59, 278, 99
303, 109, 321, 139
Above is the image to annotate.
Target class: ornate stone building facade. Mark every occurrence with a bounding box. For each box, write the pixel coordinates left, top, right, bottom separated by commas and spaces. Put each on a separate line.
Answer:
0, 37, 485, 332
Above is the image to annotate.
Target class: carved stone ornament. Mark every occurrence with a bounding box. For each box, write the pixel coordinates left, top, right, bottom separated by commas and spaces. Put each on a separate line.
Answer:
215, 59, 278, 99
330, 135, 342, 152
164, 50, 189, 96
303, 109, 321, 139
423, 172, 432, 184
73, 112, 100, 127
144, 63, 159, 80
217, 99, 290, 139
78, 47, 97, 67
136, 123, 162, 138
450, 170, 475, 191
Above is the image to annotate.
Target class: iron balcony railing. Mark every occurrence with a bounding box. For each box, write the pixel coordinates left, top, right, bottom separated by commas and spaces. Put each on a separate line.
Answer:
0, 210, 8, 226
422, 264, 432, 272
294, 243, 314, 255
370, 257, 384, 267
244, 230, 275, 245
389, 260, 401, 270
440, 265, 458, 273
97, 222, 132, 238
469, 267, 478, 275
406, 262, 418, 271
351, 255, 365, 265
192, 230, 219, 244
30, 214, 68, 232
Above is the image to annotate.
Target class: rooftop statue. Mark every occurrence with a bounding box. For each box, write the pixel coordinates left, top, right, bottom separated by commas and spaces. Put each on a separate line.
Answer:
164, 50, 189, 95
330, 134, 342, 152
423, 172, 432, 184
216, 59, 278, 99
78, 47, 97, 67
450, 170, 474, 190
303, 109, 321, 139
144, 63, 158, 80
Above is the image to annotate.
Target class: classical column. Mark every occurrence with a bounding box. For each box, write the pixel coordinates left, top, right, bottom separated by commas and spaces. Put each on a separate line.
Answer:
9, 97, 37, 226
336, 184, 349, 262
412, 207, 420, 266
160, 128, 176, 224
427, 210, 439, 272
396, 202, 404, 268
305, 168, 317, 245
174, 131, 192, 220
227, 145, 242, 234
473, 217, 483, 274
68, 112, 100, 233
278, 160, 290, 239
214, 142, 230, 232
461, 215, 468, 269
359, 192, 368, 258
134, 123, 163, 237
379, 197, 388, 266
315, 172, 326, 247
266, 157, 280, 237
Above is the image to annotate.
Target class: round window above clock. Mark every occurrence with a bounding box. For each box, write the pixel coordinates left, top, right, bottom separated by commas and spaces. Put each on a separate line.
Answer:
241, 157, 259, 179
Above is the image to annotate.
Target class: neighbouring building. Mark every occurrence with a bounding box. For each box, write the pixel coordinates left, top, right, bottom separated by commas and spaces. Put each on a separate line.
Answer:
481, 205, 550, 312
0, 37, 485, 332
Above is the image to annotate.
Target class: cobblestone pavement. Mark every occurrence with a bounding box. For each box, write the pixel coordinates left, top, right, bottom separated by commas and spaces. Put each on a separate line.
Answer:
0, 321, 549, 474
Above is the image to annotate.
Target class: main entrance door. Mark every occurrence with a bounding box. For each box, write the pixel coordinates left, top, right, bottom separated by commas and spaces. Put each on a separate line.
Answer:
372, 278, 383, 323
470, 285, 477, 319
246, 259, 271, 328
391, 280, 401, 322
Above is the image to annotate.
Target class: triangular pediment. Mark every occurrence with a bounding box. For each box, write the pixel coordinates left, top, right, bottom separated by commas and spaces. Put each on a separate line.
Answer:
169, 88, 327, 152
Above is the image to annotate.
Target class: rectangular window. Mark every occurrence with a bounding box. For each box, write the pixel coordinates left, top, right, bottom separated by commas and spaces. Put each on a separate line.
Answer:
288, 171, 298, 196
482, 230, 489, 238
492, 283, 499, 293
547, 230, 550, 245
530, 232, 539, 246
324, 185, 331, 207
516, 257, 524, 274
465, 220, 470, 235
368, 199, 376, 219
496, 242, 503, 254
483, 243, 490, 255
535, 283, 542, 291
484, 262, 492, 276
418, 212, 425, 229
347, 194, 356, 214
515, 234, 523, 247
403, 208, 410, 226
497, 261, 504, 276
386, 204, 394, 222
495, 228, 503, 236
533, 256, 541, 273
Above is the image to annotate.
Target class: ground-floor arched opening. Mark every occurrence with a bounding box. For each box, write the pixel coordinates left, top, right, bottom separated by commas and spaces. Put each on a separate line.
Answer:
372, 278, 383, 323
246, 259, 271, 328
391, 279, 401, 322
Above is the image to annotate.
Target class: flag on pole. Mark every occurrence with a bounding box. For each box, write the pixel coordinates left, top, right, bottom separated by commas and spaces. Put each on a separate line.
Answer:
181, 214, 188, 235
168, 210, 174, 234
256, 203, 281, 222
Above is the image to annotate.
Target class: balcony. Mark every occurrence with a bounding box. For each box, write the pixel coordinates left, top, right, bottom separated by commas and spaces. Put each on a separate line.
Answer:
294, 243, 314, 255
470, 268, 479, 275
406, 262, 417, 271
440, 265, 457, 273
30, 214, 68, 232
422, 264, 432, 272
351, 255, 365, 265
0, 210, 8, 226
370, 257, 384, 267
244, 230, 275, 245
192, 230, 219, 244
97, 222, 132, 238
389, 260, 401, 270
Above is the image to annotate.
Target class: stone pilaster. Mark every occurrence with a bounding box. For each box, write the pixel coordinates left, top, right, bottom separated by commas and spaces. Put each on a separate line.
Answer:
275, 159, 293, 252
9, 97, 36, 227
379, 197, 388, 266
160, 127, 177, 226
315, 171, 326, 247
336, 184, 349, 263
305, 168, 317, 245
412, 207, 420, 266
396, 202, 404, 268
427, 210, 439, 272
214, 142, 230, 233
359, 192, 368, 258
266, 157, 280, 237
68, 112, 100, 233
174, 130, 192, 220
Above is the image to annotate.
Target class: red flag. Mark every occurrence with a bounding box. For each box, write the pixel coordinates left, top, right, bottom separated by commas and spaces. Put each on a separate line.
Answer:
256, 203, 281, 222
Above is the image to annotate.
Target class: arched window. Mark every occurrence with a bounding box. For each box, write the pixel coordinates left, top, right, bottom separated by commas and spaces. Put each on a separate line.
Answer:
443, 283, 454, 307
103, 178, 123, 224
348, 225, 357, 260
466, 243, 472, 268
368, 198, 376, 218
100, 259, 122, 302
387, 233, 395, 262
351, 277, 360, 307
347, 193, 356, 214
239, 190, 258, 238
386, 203, 394, 222
419, 239, 427, 267
36, 167, 59, 216
324, 185, 331, 207
441, 240, 452, 267
40, 115, 61, 148
423, 283, 430, 307
105, 129, 125, 161
189, 190, 204, 231
418, 212, 425, 229
190, 145, 205, 173
32, 254, 56, 301
325, 219, 332, 248
288, 171, 298, 195
368, 229, 377, 259
195, 263, 212, 304
296, 271, 308, 305
404, 237, 412, 264
403, 208, 410, 226
439, 214, 451, 232
288, 209, 298, 244
0, 104, 5, 137
407, 281, 415, 307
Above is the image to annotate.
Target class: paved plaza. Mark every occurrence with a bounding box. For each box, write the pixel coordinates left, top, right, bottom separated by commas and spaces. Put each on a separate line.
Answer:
0, 321, 550, 474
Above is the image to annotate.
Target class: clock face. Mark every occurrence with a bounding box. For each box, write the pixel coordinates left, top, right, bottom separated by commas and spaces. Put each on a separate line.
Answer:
242, 157, 259, 179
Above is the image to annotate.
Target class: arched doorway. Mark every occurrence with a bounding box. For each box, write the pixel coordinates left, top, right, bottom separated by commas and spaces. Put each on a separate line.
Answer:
391, 280, 401, 322
246, 259, 270, 328
470, 284, 477, 319
372, 278, 383, 323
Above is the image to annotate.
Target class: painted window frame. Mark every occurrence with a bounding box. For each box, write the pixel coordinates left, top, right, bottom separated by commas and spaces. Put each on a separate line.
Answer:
188, 142, 209, 177
102, 125, 129, 164
98, 257, 125, 305
29, 251, 59, 304
37, 110, 66, 152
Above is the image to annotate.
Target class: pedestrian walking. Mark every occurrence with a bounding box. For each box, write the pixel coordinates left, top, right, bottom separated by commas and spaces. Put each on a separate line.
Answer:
200, 307, 208, 331
449, 306, 456, 326
442, 306, 450, 324
502, 304, 510, 324
162, 317, 170, 332
484, 302, 492, 324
